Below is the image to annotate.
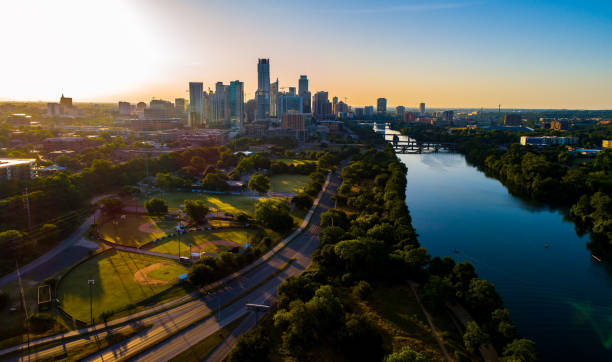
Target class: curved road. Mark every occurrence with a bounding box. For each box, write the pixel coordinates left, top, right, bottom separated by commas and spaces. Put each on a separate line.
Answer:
8, 167, 341, 362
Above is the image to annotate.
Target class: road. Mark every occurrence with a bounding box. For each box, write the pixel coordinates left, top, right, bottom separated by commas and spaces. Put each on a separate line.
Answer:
6, 167, 341, 362
0, 209, 101, 287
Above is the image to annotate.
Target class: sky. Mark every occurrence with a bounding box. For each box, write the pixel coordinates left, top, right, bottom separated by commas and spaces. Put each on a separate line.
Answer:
1, 0, 611, 109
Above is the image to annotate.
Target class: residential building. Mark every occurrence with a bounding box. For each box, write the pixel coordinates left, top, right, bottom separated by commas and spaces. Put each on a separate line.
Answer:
189, 82, 204, 125
419, 102, 426, 116
364, 106, 374, 116
270, 79, 279, 118
354, 108, 364, 117
229, 80, 245, 129
47, 103, 61, 116
256, 58, 270, 119
313, 91, 333, 119
377, 98, 387, 114
404, 112, 416, 122
278, 93, 303, 115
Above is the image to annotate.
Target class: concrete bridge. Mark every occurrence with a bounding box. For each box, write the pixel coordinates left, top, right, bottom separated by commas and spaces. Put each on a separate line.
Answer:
390, 138, 458, 154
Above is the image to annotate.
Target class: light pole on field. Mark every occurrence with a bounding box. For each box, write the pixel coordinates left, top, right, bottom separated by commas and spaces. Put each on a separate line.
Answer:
88, 279, 95, 326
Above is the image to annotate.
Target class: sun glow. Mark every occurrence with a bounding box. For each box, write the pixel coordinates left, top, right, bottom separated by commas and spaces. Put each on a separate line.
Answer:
0, 0, 163, 101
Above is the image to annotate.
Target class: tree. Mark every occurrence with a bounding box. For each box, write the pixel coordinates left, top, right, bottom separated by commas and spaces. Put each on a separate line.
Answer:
184, 200, 209, 223
465, 278, 503, 317
320, 226, 346, 246
98, 197, 124, 216
248, 173, 270, 194
320, 208, 349, 229
463, 321, 489, 353
254, 199, 293, 231
202, 172, 229, 191
291, 192, 313, 210
384, 346, 426, 362
318, 152, 335, 170
502, 339, 537, 362
145, 197, 168, 215
0, 230, 26, 258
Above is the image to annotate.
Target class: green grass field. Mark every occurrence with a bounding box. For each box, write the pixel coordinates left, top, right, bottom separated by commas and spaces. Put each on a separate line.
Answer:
99, 214, 176, 247
147, 228, 261, 257
57, 250, 189, 322
269, 174, 310, 194
136, 192, 260, 215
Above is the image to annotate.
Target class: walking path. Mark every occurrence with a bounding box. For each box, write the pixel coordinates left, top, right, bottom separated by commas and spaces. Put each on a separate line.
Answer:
409, 281, 452, 362
447, 303, 499, 361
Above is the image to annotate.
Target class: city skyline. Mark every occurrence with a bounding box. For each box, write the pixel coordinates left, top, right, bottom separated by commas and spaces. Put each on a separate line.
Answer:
1, 0, 612, 109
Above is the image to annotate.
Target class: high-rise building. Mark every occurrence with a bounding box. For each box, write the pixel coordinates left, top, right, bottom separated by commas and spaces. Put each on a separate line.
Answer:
245, 99, 257, 123
419, 102, 426, 116
281, 113, 308, 142
298, 75, 311, 113
118, 101, 131, 115
278, 92, 303, 116
313, 91, 332, 120
256, 58, 270, 119
396, 106, 405, 119
354, 108, 364, 117
229, 80, 245, 128
377, 98, 387, 114
364, 106, 374, 116
47, 103, 61, 116
441, 110, 454, 122
189, 82, 204, 124
270, 79, 279, 118
174, 98, 186, 119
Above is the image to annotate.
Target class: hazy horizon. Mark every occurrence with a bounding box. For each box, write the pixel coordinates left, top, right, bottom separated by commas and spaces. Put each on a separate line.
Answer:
1, 0, 611, 109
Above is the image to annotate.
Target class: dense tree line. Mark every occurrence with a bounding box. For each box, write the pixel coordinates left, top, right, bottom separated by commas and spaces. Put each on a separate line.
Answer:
228, 145, 535, 361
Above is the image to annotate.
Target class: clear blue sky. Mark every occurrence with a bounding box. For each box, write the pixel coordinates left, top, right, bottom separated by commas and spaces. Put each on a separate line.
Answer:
1, 0, 611, 109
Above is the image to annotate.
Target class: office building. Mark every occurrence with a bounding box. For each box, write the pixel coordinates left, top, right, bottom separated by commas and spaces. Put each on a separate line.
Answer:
0, 159, 36, 181
298, 75, 311, 113
520, 136, 578, 146
229, 80, 245, 128
281, 113, 308, 142
419, 102, 426, 116
118, 101, 131, 115
332, 97, 339, 115
396, 106, 405, 119
336, 101, 349, 115
136, 102, 147, 111
174, 98, 186, 120
504, 114, 522, 126
441, 110, 454, 122
404, 112, 416, 122
377, 98, 387, 114
145, 99, 174, 119
270, 79, 279, 118
313, 91, 333, 119
189, 82, 204, 125
278, 93, 303, 116
354, 108, 364, 117
256, 58, 271, 119
364, 106, 374, 116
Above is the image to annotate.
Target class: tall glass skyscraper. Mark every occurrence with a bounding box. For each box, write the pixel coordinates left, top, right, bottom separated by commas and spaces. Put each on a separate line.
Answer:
189, 82, 203, 127
256, 58, 270, 119
298, 75, 311, 113
229, 80, 245, 128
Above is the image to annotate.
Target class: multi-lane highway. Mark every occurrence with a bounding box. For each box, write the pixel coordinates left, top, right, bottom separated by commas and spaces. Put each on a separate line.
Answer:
6, 167, 341, 362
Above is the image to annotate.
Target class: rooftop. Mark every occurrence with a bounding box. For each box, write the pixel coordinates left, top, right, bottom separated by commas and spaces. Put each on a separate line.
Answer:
0, 159, 36, 168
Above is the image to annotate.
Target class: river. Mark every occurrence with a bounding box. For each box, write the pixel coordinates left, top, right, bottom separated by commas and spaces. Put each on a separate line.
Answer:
380, 125, 612, 361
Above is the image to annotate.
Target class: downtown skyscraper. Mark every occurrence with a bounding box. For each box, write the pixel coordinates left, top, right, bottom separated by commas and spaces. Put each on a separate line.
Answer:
229, 80, 245, 129
189, 82, 203, 127
298, 75, 311, 113
256, 58, 270, 119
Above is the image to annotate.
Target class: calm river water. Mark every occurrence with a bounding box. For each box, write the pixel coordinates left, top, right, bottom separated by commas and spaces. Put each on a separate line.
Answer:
384, 128, 612, 361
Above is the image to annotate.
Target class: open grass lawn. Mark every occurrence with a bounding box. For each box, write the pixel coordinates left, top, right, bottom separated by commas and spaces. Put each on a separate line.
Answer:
147, 228, 262, 257
269, 174, 310, 194
275, 158, 316, 166
136, 192, 260, 215
57, 250, 189, 322
99, 214, 176, 247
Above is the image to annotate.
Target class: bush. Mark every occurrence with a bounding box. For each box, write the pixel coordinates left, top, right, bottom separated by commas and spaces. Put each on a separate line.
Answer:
183, 199, 209, 223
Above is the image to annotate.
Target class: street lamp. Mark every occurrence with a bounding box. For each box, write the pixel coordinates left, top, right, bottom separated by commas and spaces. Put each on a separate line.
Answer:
88, 279, 95, 326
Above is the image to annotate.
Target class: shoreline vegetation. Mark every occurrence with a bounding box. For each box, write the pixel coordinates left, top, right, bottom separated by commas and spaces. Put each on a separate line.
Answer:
227, 133, 536, 361
395, 122, 612, 262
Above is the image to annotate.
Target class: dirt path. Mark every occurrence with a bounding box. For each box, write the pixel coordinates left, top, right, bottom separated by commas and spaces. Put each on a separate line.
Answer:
409, 281, 452, 362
